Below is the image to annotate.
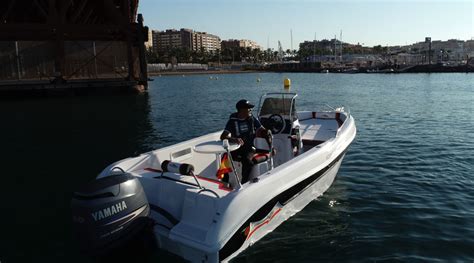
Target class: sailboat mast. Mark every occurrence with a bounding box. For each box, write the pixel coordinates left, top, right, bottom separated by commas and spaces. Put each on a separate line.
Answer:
290, 29, 293, 52
313, 32, 316, 61
340, 30, 343, 62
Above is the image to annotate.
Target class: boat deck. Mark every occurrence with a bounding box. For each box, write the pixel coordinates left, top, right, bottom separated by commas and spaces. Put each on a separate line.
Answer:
127, 111, 347, 196
134, 167, 233, 197
299, 112, 343, 146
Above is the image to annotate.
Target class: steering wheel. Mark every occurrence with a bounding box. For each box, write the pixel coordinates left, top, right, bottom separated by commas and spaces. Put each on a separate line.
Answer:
267, 114, 285, 134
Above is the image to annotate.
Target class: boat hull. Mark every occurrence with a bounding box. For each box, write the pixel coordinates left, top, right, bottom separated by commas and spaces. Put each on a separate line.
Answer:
220, 153, 346, 262
149, 152, 346, 263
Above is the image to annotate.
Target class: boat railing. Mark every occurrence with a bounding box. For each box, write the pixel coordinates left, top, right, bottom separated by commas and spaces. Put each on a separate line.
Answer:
311, 104, 350, 117
157, 170, 222, 198
307, 104, 351, 137
337, 105, 350, 117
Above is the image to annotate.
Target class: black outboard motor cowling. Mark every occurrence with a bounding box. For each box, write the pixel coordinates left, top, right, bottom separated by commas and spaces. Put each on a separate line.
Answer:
71, 173, 150, 253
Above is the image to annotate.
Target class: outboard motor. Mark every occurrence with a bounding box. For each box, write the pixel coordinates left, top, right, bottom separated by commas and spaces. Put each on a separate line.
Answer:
71, 173, 150, 253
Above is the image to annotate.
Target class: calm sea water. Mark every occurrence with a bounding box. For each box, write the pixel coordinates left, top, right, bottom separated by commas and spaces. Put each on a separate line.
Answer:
0, 73, 473, 262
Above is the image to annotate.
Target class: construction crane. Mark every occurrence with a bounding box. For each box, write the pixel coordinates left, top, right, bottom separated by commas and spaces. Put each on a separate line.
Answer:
278, 41, 284, 61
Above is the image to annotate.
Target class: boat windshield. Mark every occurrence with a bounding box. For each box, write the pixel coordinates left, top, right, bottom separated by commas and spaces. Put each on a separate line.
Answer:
258, 93, 298, 120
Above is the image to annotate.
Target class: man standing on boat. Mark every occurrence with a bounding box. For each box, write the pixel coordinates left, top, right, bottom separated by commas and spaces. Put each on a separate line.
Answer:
221, 99, 267, 184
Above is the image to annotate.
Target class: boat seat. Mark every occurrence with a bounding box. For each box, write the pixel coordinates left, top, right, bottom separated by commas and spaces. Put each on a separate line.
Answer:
252, 137, 271, 164
252, 152, 269, 164
248, 135, 273, 181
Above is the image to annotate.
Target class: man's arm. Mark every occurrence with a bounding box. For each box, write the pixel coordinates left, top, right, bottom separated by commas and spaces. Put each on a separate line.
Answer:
255, 116, 270, 136
220, 130, 231, 140
221, 130, 244, 145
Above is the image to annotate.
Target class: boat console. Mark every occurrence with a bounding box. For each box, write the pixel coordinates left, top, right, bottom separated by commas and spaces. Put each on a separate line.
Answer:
257, 92, 303, 167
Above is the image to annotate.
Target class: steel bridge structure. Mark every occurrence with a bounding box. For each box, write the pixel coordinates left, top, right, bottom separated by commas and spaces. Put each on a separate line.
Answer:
0, 0, 148, 93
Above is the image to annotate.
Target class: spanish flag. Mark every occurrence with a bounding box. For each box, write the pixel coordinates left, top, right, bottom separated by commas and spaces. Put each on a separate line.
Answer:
216, 153, 233, 180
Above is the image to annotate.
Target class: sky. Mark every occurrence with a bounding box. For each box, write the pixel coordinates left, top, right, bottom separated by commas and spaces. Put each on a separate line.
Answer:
138, 0, 474, 50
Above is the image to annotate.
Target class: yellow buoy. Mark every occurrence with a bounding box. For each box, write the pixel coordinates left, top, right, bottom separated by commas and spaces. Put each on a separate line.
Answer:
283, 78, 291, 89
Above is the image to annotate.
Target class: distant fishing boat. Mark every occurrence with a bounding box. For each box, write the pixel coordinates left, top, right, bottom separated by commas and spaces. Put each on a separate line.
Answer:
342, 67, 359, 73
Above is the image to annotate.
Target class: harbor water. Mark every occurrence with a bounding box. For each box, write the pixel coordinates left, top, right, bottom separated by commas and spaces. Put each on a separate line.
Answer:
0, 73, 473, 262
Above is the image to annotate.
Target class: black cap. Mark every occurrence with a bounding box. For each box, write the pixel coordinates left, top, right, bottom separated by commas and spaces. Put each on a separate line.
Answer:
236, 99, 255, 110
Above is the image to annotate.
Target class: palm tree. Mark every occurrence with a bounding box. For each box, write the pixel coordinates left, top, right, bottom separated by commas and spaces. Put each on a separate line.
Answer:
145, 47, 159, 63
221, 48, 233, 63
245, 47, 252, 62
238, 47, 247, 62
266, 49, 276, 62
273, 51, 279, 61
251, 48, 260, 63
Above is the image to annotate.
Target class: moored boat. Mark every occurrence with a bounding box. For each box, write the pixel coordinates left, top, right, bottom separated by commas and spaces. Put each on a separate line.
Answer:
71, 92, 356, 262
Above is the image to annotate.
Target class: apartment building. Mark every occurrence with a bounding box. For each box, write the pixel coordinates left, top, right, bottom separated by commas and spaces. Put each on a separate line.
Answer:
152, 28, 220, 53
152, 29, 191, 52
192, 32, 221, 52
221, 39, 262, 50
409, 39, 472, 61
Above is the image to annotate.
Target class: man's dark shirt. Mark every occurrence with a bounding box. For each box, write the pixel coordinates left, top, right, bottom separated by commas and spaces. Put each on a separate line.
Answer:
224, 113, 262, 149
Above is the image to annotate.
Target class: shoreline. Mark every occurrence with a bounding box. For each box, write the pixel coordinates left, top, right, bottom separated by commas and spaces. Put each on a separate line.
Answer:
149, 70, 259, 76
149, 66, 473, 76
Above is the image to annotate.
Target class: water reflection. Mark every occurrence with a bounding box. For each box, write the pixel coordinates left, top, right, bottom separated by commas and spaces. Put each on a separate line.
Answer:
0, 93, 157, 262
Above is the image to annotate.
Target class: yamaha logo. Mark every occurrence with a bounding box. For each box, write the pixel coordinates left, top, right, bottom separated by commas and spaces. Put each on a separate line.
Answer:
91, 201, 128, 221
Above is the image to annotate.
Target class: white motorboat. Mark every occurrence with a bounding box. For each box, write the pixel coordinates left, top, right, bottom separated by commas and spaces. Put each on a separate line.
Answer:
71, 92, 356, 262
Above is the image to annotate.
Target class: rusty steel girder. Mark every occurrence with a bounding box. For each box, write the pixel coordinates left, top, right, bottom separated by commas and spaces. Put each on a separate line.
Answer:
0, 0, 148, 87
0, 0, 141, 41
